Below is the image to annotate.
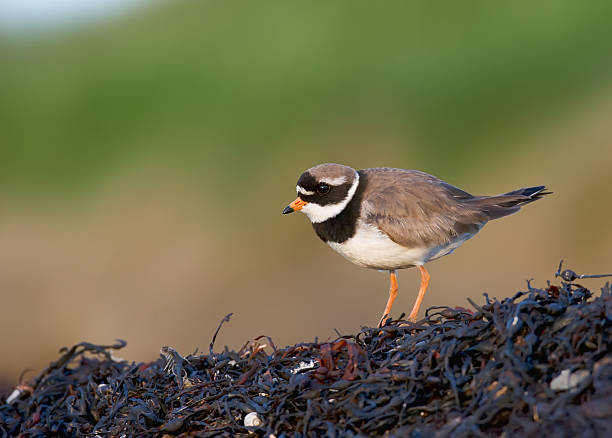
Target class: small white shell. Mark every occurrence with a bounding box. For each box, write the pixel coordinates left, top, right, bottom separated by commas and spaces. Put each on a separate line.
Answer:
290, 359, 316, 374
550, 368, 590, 391
6, 388, 23, 404
244, 412, 264, 428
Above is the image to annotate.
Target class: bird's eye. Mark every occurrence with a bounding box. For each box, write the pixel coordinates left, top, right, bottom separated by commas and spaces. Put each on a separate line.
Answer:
316, 183, 330, 195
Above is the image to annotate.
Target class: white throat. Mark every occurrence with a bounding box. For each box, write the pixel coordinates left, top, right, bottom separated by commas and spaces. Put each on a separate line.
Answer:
301, 172, 360, 223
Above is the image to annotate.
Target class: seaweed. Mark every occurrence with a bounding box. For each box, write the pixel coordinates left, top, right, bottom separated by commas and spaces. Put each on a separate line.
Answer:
2, 264, 611, 437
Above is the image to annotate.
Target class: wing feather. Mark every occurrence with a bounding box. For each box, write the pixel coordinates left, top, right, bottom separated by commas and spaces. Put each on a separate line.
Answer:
359, 168, 487, 248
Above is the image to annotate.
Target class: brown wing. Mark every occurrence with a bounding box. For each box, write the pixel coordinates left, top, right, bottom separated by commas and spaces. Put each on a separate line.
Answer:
359, 168, 488, 248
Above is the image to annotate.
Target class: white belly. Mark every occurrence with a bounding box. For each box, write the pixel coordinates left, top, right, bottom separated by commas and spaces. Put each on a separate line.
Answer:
327, 222, 474, 270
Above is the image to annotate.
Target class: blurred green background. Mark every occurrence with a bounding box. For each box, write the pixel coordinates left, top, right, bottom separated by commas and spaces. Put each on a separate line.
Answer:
2, 0, 612, 390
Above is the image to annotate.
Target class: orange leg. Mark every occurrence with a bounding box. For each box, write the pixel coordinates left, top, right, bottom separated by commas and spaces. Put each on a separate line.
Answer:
378, 270, 398, 327
408, 265, 430, 322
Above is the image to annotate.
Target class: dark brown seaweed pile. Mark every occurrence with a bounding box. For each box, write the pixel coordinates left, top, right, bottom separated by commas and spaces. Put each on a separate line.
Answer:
2, 274, 611, 437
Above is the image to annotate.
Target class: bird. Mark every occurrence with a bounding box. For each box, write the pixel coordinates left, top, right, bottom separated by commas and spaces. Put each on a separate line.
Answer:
282, 163, 550, 326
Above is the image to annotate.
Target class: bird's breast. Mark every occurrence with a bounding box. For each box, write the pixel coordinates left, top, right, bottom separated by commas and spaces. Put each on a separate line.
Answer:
326, 221, 476, 270
325, 222, 426, 269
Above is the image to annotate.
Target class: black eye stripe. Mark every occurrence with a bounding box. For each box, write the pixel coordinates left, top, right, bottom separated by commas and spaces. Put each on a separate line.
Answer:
299, 182, 352, 205
296, 172, 318, 191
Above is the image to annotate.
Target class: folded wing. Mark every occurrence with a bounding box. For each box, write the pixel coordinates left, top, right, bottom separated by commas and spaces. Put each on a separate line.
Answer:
360, 168, 549, 249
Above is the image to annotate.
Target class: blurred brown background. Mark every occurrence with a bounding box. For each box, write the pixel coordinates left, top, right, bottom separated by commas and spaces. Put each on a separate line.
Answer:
1, 0, 612, 391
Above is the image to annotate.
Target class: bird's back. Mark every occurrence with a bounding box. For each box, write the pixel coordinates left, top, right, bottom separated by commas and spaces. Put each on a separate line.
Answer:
358, 167, 549, 249
359, 168, 487, 248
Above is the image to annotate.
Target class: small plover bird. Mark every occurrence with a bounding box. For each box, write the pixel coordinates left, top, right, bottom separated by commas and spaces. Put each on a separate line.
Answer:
283, 163, 549, 326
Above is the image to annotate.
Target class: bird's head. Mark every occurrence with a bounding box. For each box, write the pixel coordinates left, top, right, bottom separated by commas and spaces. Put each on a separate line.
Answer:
283, 163, 360, 223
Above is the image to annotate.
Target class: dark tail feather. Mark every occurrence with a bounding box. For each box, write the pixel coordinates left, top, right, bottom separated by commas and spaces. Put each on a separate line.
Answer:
502, 185, 550, 199
467, 186, 551, 220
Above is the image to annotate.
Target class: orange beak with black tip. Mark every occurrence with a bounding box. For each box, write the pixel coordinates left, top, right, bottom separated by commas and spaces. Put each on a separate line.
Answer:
282, 197, 307, 214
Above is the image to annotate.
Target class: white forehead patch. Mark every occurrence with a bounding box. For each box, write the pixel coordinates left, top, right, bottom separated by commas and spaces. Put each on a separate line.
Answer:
301, 171, 360, 223
319, 176, 347, 186
296, 185, 315, 196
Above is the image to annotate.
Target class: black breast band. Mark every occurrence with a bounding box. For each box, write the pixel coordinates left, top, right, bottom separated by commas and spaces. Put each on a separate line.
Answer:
312, 171, 367, 243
